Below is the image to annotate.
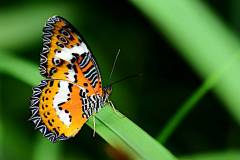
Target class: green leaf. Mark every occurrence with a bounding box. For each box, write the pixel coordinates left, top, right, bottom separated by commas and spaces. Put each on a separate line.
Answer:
131, 0, 240, 123
88, 106, 177, 160
157, 54, 240, 143
0, 52, 177, 160
131, 0, 240, 144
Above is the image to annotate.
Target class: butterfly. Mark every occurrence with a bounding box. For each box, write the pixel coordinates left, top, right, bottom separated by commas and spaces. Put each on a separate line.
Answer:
29, 16, 113, 142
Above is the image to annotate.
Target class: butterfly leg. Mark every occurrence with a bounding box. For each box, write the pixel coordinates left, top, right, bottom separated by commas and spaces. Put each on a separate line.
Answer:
108, 100, 117, 113
92, 114, 96, 137
107, 100, 125, 118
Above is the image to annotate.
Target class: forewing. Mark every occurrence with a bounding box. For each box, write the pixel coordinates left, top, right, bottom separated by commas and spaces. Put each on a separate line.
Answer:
29, 80, 90, 142
39, 16, 103, 95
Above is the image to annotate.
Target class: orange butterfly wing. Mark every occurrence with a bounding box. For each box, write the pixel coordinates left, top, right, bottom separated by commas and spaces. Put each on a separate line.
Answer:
39, 16, 103, 95
30, 16, 109, 142
30, 80, 85, 141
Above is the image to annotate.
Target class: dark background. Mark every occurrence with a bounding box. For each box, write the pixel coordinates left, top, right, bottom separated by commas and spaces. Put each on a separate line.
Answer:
0, 0, 239, 160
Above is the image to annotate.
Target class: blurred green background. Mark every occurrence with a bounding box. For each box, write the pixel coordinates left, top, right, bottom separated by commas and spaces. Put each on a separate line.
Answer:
0, 0, 240, 160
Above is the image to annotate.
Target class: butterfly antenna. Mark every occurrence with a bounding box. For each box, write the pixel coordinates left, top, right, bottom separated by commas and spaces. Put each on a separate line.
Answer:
110, 73, 143, 86
108, 49, 120, 85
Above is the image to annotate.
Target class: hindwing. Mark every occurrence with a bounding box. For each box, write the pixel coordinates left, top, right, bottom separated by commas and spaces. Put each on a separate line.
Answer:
30, 80, 90, 142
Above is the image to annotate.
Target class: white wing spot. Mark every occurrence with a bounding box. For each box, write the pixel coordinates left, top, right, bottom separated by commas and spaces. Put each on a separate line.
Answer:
55, 43, 89, 62
66, 69, 75, 82
58, 110, 71, 126
53, 81, 71, 127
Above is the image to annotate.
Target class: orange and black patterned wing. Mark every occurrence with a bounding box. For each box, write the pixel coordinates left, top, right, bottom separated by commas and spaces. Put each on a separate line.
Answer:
39, 16, 103, 95
29, 80, 94, 142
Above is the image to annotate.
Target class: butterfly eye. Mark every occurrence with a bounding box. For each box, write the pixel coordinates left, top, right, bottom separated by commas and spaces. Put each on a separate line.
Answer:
52, 57, 63, 66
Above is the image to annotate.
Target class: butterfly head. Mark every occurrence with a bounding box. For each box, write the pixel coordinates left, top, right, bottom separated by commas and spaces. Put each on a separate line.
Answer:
103, 85, 112, 102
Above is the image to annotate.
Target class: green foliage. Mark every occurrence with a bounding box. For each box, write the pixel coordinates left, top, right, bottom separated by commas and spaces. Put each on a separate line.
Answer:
131, 0, 240, 124
88, 106, 177, 160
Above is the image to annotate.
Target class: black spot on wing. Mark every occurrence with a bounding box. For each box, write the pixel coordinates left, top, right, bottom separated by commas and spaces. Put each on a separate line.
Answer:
67, 64, 72, 69
58, 102, 65, 106
73, 65, 78, 73
49, 67, 57, 76
68, 83, 73, 92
